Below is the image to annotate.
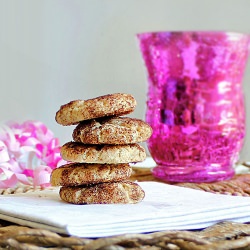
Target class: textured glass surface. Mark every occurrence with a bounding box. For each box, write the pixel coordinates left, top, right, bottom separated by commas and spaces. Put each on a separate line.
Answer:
138, 31, 249, 182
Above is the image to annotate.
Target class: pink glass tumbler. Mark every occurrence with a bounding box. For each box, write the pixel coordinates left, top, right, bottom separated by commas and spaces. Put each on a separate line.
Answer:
137, 31, 249, 183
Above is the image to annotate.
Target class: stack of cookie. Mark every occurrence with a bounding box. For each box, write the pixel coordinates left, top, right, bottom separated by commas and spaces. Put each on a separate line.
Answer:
50, 93, 152, 204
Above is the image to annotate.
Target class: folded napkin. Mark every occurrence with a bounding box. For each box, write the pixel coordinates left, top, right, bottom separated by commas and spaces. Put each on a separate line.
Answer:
0, 181, 250, 237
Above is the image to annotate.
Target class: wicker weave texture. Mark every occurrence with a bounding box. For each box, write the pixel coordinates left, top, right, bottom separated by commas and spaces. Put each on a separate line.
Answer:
1, 165, 250, 249
0, 221, 250, 249
131, 167, 250, 196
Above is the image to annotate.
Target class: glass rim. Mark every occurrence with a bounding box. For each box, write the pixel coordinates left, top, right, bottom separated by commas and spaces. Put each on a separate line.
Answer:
136, 30, 249, 38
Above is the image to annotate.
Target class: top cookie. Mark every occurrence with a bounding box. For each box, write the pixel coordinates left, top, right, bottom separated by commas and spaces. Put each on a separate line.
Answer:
55, 93, 137, 126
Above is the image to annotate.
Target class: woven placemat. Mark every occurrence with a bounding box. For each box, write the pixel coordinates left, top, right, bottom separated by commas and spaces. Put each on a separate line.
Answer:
0, 221, 250, 249
0, 164, 250, 249
0, 185, 54, 195
131, 163, 250, 196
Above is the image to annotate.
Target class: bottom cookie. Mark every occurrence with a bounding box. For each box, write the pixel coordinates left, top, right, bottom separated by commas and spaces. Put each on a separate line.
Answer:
59, 181, 145, 204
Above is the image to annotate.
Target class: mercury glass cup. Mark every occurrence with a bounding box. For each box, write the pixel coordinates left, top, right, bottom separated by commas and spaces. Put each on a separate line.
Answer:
137, 31, 249, 182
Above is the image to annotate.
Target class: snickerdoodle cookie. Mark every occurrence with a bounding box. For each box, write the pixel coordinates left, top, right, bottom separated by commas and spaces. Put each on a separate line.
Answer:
72, 117, 152, 144
55, 93, 137, 126
50, 163, 132, 186
60, 142, 146, 164
59, 181, 145, 204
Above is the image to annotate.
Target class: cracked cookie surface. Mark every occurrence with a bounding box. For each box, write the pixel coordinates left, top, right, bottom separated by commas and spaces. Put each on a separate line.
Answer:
59, 181, 145, 204
50, 163, 132, 186
55, 93, 137, 126
60, 142, 146, 164
72, 117, 152, 144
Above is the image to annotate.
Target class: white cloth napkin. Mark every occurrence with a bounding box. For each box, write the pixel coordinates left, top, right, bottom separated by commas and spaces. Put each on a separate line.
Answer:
0, 181, 250, 237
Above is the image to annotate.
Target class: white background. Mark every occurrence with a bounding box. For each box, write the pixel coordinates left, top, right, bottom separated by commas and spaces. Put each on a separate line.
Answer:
0, 0, 249, 161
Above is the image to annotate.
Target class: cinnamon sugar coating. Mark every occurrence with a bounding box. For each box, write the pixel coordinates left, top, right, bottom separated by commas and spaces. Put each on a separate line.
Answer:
54, 93, 147, 205
55, 93, 137, 126
59, 181, 145, 204
72, 117, 152, 144
50, 163, 132, 186
60, 142, 146, 164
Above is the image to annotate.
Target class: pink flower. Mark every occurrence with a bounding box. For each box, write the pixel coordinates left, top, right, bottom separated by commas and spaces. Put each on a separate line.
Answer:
0, 121, 62, 188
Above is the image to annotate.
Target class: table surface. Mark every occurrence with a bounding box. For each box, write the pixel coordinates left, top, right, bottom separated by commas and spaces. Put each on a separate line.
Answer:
0, 164, 250, 249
